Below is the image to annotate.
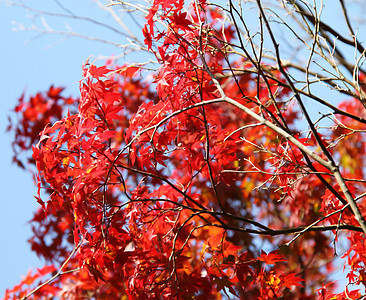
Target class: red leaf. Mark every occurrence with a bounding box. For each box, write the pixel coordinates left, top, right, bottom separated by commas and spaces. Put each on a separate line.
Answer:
87, 65, 111, 78
258, 250, 287, 265
281, 273, 304, 289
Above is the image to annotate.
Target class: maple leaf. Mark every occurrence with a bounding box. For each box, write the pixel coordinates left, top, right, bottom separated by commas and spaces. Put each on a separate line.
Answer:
213, 276, 238, 297
87, 65, 111, 78
281, 273, 304, 289
258, 251, 287, 265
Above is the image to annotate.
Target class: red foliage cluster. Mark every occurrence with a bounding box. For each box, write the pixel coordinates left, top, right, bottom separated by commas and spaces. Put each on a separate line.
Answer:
5, 0, 366, 299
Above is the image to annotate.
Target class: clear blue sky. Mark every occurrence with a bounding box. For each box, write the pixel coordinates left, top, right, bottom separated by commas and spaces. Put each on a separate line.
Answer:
0, 0, 364, 296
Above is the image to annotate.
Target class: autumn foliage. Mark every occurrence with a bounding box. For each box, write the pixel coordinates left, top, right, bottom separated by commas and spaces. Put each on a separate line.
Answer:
5, 0, 366, 299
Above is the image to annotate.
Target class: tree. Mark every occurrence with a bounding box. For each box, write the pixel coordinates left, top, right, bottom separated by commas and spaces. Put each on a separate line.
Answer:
5, 0, 366, 298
